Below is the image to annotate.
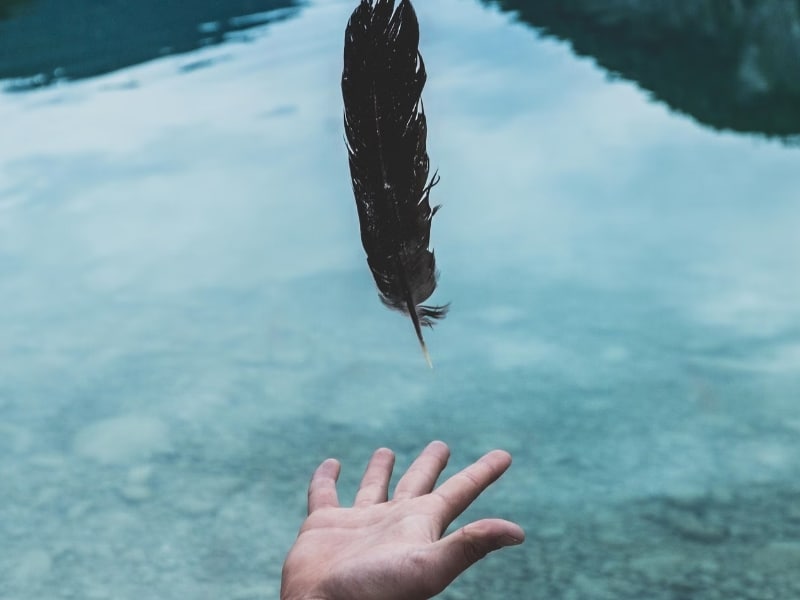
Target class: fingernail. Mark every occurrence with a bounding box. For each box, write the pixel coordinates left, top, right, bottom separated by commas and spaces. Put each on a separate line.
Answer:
502, 534, 523, 546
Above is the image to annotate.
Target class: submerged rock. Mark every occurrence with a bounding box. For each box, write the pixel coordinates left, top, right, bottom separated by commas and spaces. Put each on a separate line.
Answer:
74, 415, 171, 465
14, 549, 52, 583
629, 551, 686, 584
755, 541, 800, 571
661, 508, 729, 543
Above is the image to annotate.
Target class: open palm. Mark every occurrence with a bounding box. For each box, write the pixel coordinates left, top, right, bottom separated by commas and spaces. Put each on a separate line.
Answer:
281, 441, 524, 600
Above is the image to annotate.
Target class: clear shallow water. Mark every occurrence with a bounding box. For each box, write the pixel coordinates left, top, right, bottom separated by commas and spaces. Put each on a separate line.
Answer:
2, 1, 800, 598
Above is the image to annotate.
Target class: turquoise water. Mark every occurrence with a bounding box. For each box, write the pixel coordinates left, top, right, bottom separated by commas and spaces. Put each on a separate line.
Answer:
2, 1, 800, 598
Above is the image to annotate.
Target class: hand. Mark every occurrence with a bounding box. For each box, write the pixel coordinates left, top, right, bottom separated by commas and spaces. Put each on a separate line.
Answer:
280, 440, 524, 600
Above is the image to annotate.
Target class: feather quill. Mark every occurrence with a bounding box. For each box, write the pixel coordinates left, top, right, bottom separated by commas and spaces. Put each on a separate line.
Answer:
342, 0, 448, 367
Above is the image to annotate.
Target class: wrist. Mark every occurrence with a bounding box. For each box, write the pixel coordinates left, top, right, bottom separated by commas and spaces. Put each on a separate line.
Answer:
281, 553, 334, 600
280, 595, 330, 600
280, 579, 331, 600
280, 582, 330, 600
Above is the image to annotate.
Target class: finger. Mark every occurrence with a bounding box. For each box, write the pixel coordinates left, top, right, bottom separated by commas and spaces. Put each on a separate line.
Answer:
307, 458, 341, 514
393, 440, 450, 500
425, 518, 524, 592
431, 449, 512, 527
354, 447, 395, 507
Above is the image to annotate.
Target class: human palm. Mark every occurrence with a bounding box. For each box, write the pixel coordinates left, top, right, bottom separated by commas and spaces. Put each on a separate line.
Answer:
281, 442, 524, 600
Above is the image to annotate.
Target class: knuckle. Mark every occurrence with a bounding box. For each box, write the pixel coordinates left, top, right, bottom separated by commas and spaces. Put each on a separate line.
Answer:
460, 528, 488, 563
459, 468, 482, 489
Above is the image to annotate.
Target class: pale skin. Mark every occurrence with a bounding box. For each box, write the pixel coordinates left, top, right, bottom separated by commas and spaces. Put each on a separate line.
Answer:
280, 440, 525, 600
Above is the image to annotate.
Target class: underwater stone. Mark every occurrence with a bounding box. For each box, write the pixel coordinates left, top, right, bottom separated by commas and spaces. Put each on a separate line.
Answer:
652, 504, 729, 544
73, 415, 171, 465
14, 549, 52, 582
629, 551, 685, 583
168, 475, 241, 515
755, 541, 800, 570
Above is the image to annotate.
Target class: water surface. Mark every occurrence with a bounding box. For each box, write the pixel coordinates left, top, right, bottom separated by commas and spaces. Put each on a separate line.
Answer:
1, 1, 800, 598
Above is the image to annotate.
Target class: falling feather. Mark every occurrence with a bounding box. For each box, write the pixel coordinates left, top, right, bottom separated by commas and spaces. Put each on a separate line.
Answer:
341, 0, 448, 367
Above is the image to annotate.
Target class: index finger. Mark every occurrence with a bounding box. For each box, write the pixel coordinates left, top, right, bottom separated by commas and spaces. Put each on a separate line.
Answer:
307, 458, 341, 514
431, 450, 512, 528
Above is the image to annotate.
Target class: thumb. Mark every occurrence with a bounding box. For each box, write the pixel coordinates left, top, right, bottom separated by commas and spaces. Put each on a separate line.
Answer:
426, 519, 525, 590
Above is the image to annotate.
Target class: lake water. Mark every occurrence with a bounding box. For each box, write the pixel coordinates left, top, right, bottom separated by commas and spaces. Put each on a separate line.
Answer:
2, 1, 800, 598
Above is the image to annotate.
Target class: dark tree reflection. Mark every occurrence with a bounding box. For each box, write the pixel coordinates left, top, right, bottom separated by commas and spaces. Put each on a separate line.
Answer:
485, 0, 800, 138
0, 0, 302, 91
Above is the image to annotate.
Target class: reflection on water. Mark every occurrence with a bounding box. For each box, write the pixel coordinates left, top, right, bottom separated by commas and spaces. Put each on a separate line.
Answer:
0, 0, 301, 90
0, 0, 30, 19
1, 0, 799, 599
485, 0, 800, 138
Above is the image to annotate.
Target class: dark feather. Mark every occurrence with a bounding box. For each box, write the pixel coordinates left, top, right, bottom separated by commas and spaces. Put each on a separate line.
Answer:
341, 0, 448, 366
